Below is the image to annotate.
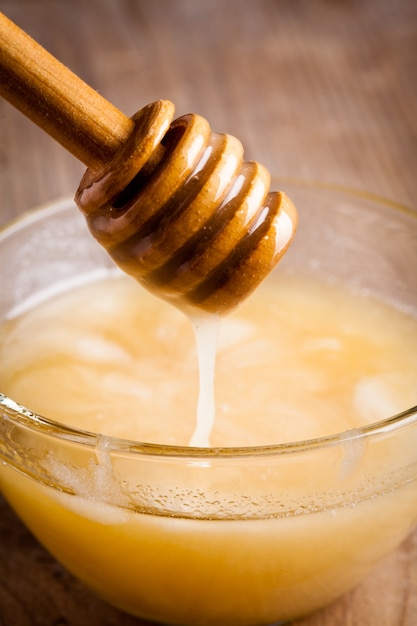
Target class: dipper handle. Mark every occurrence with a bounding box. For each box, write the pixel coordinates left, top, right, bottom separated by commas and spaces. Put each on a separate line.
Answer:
0, 12, 297, 315
0, 11, 133, 168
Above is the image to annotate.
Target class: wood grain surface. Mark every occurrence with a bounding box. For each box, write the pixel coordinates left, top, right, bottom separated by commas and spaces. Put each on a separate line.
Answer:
1, 1, 416, 625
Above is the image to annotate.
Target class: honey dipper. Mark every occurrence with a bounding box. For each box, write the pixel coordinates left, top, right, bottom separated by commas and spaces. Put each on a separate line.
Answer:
0, 12, 297, 315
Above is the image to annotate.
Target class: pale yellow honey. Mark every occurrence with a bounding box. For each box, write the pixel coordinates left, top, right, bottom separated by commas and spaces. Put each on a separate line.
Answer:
0, 273, 416, 446
0, 273, 416, 625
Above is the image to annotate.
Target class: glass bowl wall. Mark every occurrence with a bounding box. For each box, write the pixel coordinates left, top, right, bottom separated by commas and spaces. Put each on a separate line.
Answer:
0, 182, 416, 625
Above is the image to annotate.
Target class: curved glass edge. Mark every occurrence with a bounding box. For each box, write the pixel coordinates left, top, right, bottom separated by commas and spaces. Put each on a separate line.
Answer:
272, 177, 417, 218
1, 393, 417, 459
0, 195, 77, 238
0, 185, 416, 459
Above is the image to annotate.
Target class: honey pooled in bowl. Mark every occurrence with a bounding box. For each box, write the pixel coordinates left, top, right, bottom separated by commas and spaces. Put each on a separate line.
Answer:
0, 271, 416, 447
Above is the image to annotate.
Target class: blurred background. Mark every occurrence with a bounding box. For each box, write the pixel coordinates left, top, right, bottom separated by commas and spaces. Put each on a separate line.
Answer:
1, 0, 416, 226
0, 1, 416, 625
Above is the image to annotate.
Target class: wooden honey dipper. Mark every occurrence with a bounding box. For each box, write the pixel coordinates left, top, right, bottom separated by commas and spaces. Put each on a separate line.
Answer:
0, 12, 297, 315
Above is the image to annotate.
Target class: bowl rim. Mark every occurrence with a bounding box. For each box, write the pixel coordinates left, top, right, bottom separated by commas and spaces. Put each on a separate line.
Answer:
1, 181, 416, 459
1, 393, 417, 459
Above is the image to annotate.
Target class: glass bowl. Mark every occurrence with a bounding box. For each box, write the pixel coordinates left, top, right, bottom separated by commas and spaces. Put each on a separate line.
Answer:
0, 181, 416, 626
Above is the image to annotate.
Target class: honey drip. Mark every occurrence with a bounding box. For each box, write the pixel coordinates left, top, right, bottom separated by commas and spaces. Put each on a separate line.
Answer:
189, 315, 221, 447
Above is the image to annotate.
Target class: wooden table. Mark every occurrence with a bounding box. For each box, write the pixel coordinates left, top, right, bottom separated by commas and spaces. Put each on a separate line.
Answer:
1, 1, 416, 624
